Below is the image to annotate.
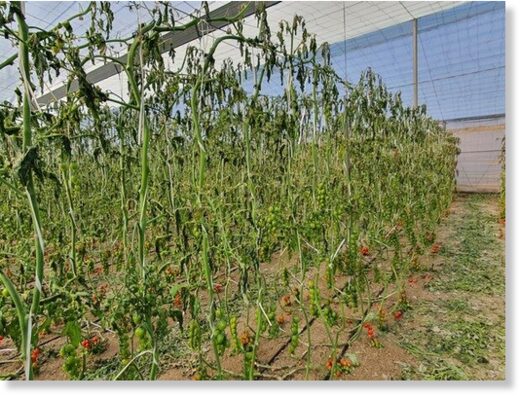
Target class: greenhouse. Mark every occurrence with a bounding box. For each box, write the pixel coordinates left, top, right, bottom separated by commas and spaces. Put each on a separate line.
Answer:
0, 1, 505, 381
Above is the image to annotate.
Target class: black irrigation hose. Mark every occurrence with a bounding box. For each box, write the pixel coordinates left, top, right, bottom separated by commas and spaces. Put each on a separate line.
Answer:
322, 285, 386, 380
260, 255, 381, 372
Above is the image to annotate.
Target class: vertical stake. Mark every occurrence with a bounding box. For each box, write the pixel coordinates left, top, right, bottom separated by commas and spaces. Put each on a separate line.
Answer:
413, 18, 418, 108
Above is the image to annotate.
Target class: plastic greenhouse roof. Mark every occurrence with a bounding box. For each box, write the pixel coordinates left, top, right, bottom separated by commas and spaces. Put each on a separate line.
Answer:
0, 1, 505, 121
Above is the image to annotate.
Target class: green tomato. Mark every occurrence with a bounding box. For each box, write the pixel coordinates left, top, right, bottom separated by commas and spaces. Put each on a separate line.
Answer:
217, 320, 227, 332
65, 356, 77, 367
1, 289, 9, 299
132, 313, 141, 325
215, 332, 225, 345
62, 343, 75, 356
135, 327, 145, 339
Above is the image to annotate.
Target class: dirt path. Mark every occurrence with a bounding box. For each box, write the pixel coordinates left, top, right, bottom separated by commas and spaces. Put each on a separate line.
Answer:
341, 193, 505, 380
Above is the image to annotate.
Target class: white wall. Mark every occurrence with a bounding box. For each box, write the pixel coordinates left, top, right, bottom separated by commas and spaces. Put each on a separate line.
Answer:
447, 116, 504, 193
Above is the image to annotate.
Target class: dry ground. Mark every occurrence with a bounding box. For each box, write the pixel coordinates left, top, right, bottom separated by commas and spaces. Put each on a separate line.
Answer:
0, 194, 505, 380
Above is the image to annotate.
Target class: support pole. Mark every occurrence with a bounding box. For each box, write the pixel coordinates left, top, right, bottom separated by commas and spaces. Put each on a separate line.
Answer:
412, 18, 418, 108
343, 2, 347, 82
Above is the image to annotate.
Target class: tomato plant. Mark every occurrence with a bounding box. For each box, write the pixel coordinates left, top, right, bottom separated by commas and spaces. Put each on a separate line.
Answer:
0, 1, 458, 380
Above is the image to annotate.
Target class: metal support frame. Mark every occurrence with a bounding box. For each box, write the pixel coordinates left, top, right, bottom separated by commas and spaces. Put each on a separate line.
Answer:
412, 18, 418, 108
36, 1, 280, 106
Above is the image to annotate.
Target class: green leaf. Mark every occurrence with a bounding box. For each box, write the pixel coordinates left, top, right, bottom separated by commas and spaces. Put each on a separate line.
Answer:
64, 320, 82, 347
14, 146, 39, 186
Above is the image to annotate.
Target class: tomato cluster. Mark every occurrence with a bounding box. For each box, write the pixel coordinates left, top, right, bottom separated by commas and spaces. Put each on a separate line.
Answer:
288, 317, 300, 354
213, 309, 229, 355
